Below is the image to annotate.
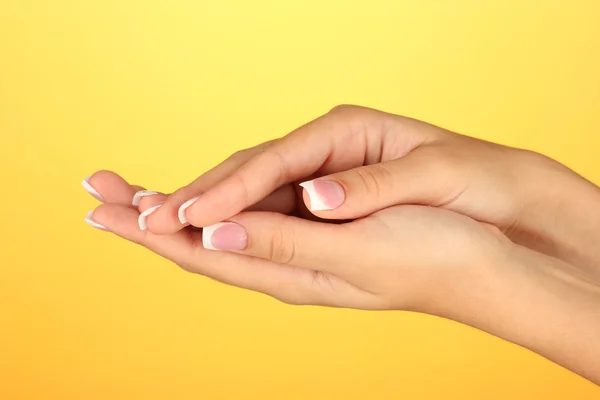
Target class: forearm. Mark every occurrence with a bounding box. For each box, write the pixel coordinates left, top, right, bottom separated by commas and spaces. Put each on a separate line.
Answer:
447, 245, 600, 384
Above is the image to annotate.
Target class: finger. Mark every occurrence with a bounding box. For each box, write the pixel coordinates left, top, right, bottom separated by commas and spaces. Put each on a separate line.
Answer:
138, 193, 169, 212
182, 106, 439, 228
82, 170, 143, 205
145, 182, 297, 234
200, 211, 357, 277
139, 185, 303, 233
144, 141, 275, 234
84, 204, 372, 307
132, 190, 165, 207
136, 193, 169, 230
297, 146, 462, 220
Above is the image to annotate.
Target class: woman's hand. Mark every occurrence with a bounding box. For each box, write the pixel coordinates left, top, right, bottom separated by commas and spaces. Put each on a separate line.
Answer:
134, 105, 600, 270
83, 171, 600, 384
83, 172, 509, 311
81, 105, 600, 384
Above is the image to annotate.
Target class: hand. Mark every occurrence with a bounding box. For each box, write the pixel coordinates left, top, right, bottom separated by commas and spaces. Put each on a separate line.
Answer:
83, 171, 600, 384
83, 171, 509, 311
136, 105, 600, 271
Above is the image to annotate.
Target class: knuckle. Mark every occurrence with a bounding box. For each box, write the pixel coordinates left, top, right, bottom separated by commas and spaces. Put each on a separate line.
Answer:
326, 105, 375, 140
350, 165, 391, 202
230, 173, 251, 209
328, 104, 360, 116
267, 220, 297, 265
327, 105, 362, 129
259, 148, 291, 186
255, 139, 276, 152
229, 148, 251, 160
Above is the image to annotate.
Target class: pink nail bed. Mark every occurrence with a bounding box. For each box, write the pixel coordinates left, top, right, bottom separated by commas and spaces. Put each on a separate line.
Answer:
203, 222, 248, 251
299, 180, 345, 211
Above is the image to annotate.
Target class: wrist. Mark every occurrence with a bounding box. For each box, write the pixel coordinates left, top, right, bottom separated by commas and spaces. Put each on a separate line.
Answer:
448, 243, 600, 384
512, 150, 600, 269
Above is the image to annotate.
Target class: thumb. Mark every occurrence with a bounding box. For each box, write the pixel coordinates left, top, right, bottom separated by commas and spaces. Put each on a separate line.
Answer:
200, 211, 353, 275
299, 147, 455, 220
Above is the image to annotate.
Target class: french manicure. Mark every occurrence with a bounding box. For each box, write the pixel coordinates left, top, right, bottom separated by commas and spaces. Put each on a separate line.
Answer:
178, 196, 201, 224
84, 211, 109, 231
82, 176, 103, 201
202, 222, 248, 251
138, 204, 163, 231
299, 180, 345, 211
132, 190, 160, 206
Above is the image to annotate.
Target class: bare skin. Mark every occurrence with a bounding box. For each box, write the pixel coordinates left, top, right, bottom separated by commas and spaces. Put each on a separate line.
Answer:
83, 106, 600, 384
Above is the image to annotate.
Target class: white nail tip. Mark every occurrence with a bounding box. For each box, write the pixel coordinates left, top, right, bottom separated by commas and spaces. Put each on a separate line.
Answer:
138, 204, 163, 231
132, 190, 159, 206
299, 180, 331, 211
82, 176, 103, 201
84, 211, 108, 231
178, 196, 201, 224
202, 222, 230, 251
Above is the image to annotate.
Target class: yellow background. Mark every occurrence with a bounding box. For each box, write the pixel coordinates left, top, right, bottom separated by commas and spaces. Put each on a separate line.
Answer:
1, 1, 599, 398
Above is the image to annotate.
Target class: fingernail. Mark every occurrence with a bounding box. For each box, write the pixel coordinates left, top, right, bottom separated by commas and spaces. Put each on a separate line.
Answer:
178, 196, 201, 224
132, 190, 160, 206
138, 203, 163, 231
202, 222, 248, 251
84, 211, 109, 231
299, 180, 345, 211
82, 176, 103, 201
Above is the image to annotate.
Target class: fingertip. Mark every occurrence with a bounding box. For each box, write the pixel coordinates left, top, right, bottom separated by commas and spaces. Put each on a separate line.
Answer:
138, 193, 168, 211
299, 180, 323, 211
299, 179, 345, 212
91, 203, 147, 242
133, 190, 162, 207
178, 196, 201, 225
84, 170, 137, 204
84, 210, 109, 231
90, 202, 124, 225
182, 178, 248, 227
82, 176, 103, 201
142, 202, 188, 235
89, 169, 119, 180
138, 203, 163, 231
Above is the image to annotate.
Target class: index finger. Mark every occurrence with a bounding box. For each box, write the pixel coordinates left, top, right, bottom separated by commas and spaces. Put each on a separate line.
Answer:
181, 105, 398, 227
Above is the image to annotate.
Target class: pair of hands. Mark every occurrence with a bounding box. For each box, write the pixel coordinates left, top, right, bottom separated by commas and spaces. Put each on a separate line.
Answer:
83, 106, 600, 382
